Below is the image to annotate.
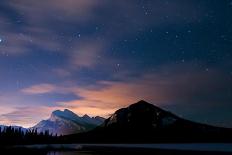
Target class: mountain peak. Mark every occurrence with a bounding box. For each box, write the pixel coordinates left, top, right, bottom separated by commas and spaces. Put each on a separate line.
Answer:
83, 114, 90, 118
104, 100, 177, 128
132, 100, 153, 106
63, 109, 77, 115
64, 109, 72, 112
33, 109, 105, 135
129, 100, 162, 111
137, 100, 149, 104
51, 109, 79, 120
52, 109, 62, 114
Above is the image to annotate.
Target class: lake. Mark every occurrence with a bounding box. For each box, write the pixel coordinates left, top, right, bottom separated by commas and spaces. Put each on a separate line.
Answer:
3, 144, 232, 155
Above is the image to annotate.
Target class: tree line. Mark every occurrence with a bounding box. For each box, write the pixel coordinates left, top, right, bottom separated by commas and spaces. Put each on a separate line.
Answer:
0, 126, 60, 145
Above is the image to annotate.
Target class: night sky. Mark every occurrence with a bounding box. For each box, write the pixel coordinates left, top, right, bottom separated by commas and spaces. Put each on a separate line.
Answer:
0, 0, 232, 128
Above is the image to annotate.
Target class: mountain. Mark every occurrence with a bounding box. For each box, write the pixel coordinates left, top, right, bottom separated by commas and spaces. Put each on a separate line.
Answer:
32, 109, 105, 135
65, 100, 232, 143
103, 100, 179, 128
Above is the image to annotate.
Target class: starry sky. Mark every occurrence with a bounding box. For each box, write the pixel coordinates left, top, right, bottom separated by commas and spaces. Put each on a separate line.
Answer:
0, 0, 232, 128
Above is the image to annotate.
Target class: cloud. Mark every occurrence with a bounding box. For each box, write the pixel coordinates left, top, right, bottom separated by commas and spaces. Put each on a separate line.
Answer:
17, 62, 232, 123
0, 0, 100, 55
69, 39, 107, 68
52, 68, 71, 77
9, 0, 100, 24
54, 65, 232, 119
0, 26, 64, 55
12, 64, 232, 127
67, 106, 116, 118
21, 84, 56, 94
0, 0, 207, 56
1, 0, 227, 127
0, 106, 56, 127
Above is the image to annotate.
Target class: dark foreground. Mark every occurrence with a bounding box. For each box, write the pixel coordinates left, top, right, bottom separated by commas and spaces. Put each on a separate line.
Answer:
1, 147, 232, 155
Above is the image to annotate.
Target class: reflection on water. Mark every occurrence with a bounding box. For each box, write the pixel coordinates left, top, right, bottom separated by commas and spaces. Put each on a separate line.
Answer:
2, 149, 230, 155
47, 151, 94, 155
3, 143, 232, 155
46, 150, 229, 155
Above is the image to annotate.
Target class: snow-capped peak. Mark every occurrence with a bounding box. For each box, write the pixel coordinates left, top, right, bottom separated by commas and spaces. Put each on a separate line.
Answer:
32, 109, 105, 135
52, 109, 79, 119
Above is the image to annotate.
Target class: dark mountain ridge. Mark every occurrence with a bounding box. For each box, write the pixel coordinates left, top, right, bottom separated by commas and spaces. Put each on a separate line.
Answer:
64, 100, 232, 143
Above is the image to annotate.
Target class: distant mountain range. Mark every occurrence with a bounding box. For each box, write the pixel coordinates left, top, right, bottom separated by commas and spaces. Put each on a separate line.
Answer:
1, 100, 232, 143
0, 109, 105, 136
65, 100, 232, 143
31, 109, 105, 135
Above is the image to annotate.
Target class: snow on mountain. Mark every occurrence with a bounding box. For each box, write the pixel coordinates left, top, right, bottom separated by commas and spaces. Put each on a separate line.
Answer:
32, 109, 105, 135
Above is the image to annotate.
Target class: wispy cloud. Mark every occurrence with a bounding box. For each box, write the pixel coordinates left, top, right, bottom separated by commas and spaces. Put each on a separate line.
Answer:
1, 0, 230, 128
13, 58, 232, 126
21, 84, 56, 94
52, 68, 71, 78
9, 0, 100, 23
0, 106, 57, 127
0, 0, 206, 56
0, 0, 101, 55
20, 65, 231, 119
70, 39, 106, 68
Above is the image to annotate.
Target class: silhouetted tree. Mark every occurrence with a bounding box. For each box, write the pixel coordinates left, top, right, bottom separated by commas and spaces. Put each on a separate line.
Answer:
0, 126, 59, 146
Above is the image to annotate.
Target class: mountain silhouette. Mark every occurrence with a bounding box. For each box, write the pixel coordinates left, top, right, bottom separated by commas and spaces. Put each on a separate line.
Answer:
64, 100, 232, 143
103, 100, 179, 129
32, 109, 105, 135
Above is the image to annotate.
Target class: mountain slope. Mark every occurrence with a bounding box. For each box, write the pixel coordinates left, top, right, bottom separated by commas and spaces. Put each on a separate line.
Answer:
65, 100, 232, 143
32, 109, 105, 135
103, 100, 179, 129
